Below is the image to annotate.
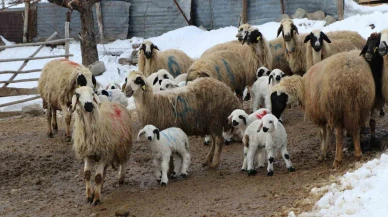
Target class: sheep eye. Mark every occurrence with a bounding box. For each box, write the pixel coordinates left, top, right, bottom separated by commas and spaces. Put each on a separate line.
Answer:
269, 121, 273, 123
240, 28, 243, 31
238, 115, 244, 119
163, 74, 168, 79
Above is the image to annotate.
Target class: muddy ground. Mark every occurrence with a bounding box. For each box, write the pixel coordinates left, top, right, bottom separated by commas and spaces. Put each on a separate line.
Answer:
1, 106, 387, 217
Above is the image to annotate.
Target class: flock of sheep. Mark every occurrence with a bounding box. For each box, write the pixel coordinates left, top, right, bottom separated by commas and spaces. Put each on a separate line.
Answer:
35, 18, 388, 205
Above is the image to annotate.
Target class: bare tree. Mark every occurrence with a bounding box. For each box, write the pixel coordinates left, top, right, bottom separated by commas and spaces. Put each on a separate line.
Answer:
48, 0, 99, 66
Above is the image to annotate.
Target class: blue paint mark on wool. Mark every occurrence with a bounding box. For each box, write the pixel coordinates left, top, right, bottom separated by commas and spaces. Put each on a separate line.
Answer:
215, 66, 222, 81
222, 59, 235, 87
161, 129, 177, 144
168, 56, 181, 77
274, 44, 282, 50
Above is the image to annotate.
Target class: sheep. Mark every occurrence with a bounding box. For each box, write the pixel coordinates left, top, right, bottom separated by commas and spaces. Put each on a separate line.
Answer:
270, 50, 375, 167
71, 86, 132, 205
250, 69, 285, 112
236, 23, 251, 43
38, 59, 96, 141
138, 40, 194, 77
95, 89, 129, 108
227, 108, 271, 171
255, 114, 295, 176
137, 125, 190, 185
124, 71, 241, 168
160, 79, 179, 91
150, 69, 175, 91
304, 29, 365, 70
244, 27, 273, 70
105, 82, 121, 90
378, 29, 388, 116
243, 66, 271, 101
186, 50, 249, 98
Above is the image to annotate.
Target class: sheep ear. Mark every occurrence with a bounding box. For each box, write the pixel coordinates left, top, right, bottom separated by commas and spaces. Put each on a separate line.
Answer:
153, 77, 158, 85
153, 129, 160, 140
268, 75, 273, 84
137, 129, 145, 141
360, 44, 368, 56
152, 44, 160, 50
321, 32, 331, 43
239, 115, 247, 126
291, 24, 299, 35
227, 114, 233, 124
257, 121, 263, 132
277, 25, 283, 37
93, 93, 101, 105
71, 93, 79, 112
304, 35, 311, 43
273, 118, 279, 130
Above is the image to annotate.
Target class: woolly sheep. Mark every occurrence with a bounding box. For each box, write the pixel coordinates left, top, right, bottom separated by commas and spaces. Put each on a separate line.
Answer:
71, 86, 132, 205
95, 89, 129, 108
255, 114, 295, 176
160, 79, 179, 91
124, 71, 241, 168
227, 108, 271, 171
186, 50, 249, 98
244, 27, 273, 70
270, 50, 375, 167
243, 66, 271, 101
38, 59, 96, 141
138, 40, 194, 77
251, 69, 285, 112
137, 125, 190, 185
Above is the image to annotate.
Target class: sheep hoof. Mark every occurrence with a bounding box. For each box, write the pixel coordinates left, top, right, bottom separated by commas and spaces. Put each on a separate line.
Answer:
118, 178, 125, 185
267, 171, 274, 176
288, 167, 296, 172
355, 155, 362, 161
92, 199, 101, 206
379, 109, 385, 116
47, 132, 53, 138
241, 169, 246, 172
156, 179, 161, 183
161, 182, 167, 186
257, 165, 265, 169
65, 136, 71, 142
332, 160, 341, 169
204, 141, 210, 146
53, 125, 58, 133
87, 197, 93, 204
248, 169, 257, 176
224, 140, 230, 145
181, 173, 187, 178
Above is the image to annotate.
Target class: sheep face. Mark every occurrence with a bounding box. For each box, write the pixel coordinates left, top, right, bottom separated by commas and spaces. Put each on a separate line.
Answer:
378, 29, 388, 57
160, 79, 178, 91
268, 69, 285, 85
105, 82, 121, 90
140, 40, 159, 59
76, 72, 96, 90
227, 109, 248, 128
277, 19, 299, 42
124, 72, 147, 97
245, 28, 263, 45
270, 91, 289, 119
257, 114, 279, 133
236, 23, 251, 43
71, 86, 100, 113
304, 30, 331, 52
153, 69, 174, 86
137, 125, 160, 141
361, 33, 381, 62
256, 66, 270, 78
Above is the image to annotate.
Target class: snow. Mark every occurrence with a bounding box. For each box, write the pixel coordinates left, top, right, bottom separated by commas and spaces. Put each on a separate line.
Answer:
1, 1, 388, 112
292, 154, 388, 217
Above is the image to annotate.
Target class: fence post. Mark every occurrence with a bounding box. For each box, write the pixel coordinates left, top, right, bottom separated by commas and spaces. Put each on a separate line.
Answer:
65, 11, 70, 60
23, 0, 30, 43
337, 0, 344, 21
242, 0, 247, 24
1, 0, 5, 9
95, 2, 104, 40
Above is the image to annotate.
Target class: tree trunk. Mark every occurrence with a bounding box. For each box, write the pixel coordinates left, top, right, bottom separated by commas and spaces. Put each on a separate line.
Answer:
79, 6, 98, 66
337, 0, 344, 21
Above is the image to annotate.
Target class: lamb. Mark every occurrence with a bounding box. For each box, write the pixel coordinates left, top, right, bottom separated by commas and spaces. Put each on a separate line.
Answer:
71, 86, 132, 205
251, 69, 285, 112
186, 50, 249, 98
151, 69, 175, 91
138, 40, 194, 77
105, 82, 121, 90
270, 50, 375, 167
38, 59, 96, 141
95, 89, 129, 108
227, 108, 271, 171
137, 125, 191, 185
304, 29, 365, 70
124, 71, 241, 168
160, 79, 179, 91
243, 66, 270, 101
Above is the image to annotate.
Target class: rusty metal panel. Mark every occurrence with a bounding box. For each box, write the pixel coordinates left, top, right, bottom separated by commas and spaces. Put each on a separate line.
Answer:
0, 10, 24, 43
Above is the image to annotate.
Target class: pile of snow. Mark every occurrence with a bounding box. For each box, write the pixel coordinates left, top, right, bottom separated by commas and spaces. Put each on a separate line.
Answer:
289, 153, 388, 217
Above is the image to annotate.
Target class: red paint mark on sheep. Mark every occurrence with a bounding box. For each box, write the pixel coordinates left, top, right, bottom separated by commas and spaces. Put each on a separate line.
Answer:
59, 59, 80, 66
113, 105, 122, 117
255, 110, 268, 120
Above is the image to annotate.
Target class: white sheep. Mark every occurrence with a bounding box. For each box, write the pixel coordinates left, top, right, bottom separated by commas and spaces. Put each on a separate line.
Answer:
137, 125, 191, 185
228, 108, 271, 171
160, 79, 179, 91
95, 89, 129, 108
105, 82, 121, 90
71, 86, 132, 205
38, 59, 96, 141
243, 66, 270, 101
251, 69, 285, 112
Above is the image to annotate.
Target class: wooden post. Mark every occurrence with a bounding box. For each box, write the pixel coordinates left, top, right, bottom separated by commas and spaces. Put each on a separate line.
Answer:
65, 11, 71, 60
280, 0, 285, 14
242, 0, 247, 24
173, 0, 190, 25
23, 0, 30, 43
95, 2, 104, 39
2, 0, 5, 9
0, 95, 40, 108
337, 0, 344, 21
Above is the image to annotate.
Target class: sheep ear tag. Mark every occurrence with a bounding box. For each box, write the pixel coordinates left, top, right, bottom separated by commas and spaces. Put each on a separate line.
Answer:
142, 85, 146, 91
257, 36, 261, 41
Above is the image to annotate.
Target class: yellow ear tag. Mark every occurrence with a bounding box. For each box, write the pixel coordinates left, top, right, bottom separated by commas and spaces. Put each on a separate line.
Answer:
257, 36, 261, 41
77, 84, 80, 88
374, 47, 378, 53
142, 85, 146, 91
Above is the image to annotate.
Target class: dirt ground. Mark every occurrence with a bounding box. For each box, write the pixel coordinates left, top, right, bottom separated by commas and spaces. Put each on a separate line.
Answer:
1, 106, 387, 217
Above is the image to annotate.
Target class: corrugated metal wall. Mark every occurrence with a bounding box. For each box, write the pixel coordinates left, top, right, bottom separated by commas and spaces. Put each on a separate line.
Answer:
34, 1, 130, 41
284, 0, 338, 18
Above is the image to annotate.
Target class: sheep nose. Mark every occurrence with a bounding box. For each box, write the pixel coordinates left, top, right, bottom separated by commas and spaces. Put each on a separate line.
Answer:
145, 51, 152, 59
284, 34, 291, 41
314, 45, 321, 51
232, 120, 239, 126
84, 102, 94, 112
364, 53, 373, 61
148, 136, 152, 141
276, 76, 281, 81
263, 127, 269, 132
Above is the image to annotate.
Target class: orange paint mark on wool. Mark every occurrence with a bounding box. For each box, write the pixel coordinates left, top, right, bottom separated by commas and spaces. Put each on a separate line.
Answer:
113, 104, 122, 117
59, 59, 80, 66
255, 110, 268, 120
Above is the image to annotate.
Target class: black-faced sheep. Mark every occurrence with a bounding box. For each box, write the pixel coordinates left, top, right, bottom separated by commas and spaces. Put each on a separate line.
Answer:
236, 23, 251, 43
71, 86, 132, 205
270, 50, 375, 167
244, 27, 273, 72
137, 125, 191, 185
124, 71, 241, 168
38, 59, 96, 141
138, 40, 194, 77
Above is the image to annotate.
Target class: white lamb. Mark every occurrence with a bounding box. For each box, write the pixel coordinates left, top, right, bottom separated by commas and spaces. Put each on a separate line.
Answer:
228, 108, 271, 171
152, 69, 174, 91
245, 113, 295, 176
251, 68, 285, 112
96, 89, 129, 108
243, 66, 271, 101
160, 79, 179, 91
137, 125, 191, 186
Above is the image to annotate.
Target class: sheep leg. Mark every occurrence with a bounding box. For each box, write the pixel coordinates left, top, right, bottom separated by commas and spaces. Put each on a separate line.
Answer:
257, 147, 266, 169
118, 164, 125, 185
247, 144, 258, 176
368, 110, 377, 150
61, 105, 72, 142
333, 127, 344, 168
46, 103, 53, 138
241, 146, 248, 171
84, 157, 94, 204
52, 108, 58, 133
210, 136, 223, 169
172, 154, 182, 177
318, 125, 330, 161
280, 145, 295, 172
202, 136, 215, 167
180, 152, 190, 177
160, 156, 170, 185
266, 146, 275, 176
153, 159, 162, 183
353, 129, 362, 161
92, 162, 106, 206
